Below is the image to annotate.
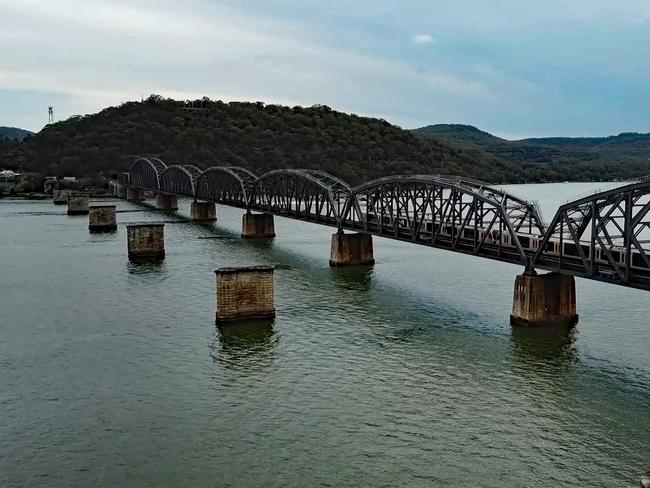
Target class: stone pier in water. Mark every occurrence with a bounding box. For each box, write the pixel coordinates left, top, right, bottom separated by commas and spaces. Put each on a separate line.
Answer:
126, 224, 165, 260
67, 193, 89, 215
156, 193, 178, 211
241, 212, 275, 238
190, 201, 216, 222
88, 205, 117, 232
215, 266, 275, 322
53, 189, 70, 205
510, 271, 578, 326
329, 232, 375, 266
126, 187, 145, 202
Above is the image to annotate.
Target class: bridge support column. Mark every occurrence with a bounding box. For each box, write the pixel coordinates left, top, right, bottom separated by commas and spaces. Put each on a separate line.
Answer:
155, 193, 178, 211
53, 189, 70, 205
126, 224, 165, 260
215, 266, 275, 322
329, 231, 375, 267
241, 212, 275, 239
116, 184, 127, 199
190, 201, 216, 222
67, 193, 89, 215
89, 205, 117, 232
126, 187, 145, 202
510, 271, 578, 326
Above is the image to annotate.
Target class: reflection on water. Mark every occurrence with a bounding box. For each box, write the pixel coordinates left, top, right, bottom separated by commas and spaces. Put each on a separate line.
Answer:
126, 258, 166, 274
213, 320, 277, 369
330, 266, 374, 292
510, 323, 578, 364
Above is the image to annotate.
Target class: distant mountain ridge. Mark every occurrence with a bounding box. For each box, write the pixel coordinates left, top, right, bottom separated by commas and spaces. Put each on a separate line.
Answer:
413, 124, 650, 167
0, 126, 34, 141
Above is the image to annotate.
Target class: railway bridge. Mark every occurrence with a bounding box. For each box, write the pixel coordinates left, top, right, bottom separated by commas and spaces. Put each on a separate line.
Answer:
116, 158, 650, 327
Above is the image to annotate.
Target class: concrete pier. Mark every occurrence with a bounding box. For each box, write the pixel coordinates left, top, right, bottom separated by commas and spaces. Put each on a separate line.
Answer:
53, 189, 70, 205
67, 193, 89, 215
116, 184, 127, 199
88, 205, 117, 232
126, 187, 145, 202
329, 232, 375, 266
241, 212, 275, 239
156, 193, 178, 211
126, 224, 165, 260
510, 271, 578, 326
190, 201, 216, 222
215, 266, 275, 322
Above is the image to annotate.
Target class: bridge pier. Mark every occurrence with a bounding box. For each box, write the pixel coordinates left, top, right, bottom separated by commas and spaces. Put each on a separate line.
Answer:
241, 212, 275, 239
126, 187, 145, 202
67, 193, 89, 215
510, 271, 578, 326
215, 266, 276, 322
126, 223, 165, 260
329, 231, 375, 267
190, 201, 217, 222
88, 205, 117, 232
115, 184, 127, 199
155, 193, 178, 211
53, 189, 70, 205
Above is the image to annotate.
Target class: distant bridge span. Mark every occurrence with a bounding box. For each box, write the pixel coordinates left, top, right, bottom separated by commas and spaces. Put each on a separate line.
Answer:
118, 157, 650, 325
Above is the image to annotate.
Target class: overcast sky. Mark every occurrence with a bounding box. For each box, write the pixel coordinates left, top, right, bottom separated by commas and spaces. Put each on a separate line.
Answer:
1, 0, 649, 137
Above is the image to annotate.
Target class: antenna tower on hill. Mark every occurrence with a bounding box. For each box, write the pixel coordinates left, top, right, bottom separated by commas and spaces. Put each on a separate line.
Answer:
48, 106, 54, 124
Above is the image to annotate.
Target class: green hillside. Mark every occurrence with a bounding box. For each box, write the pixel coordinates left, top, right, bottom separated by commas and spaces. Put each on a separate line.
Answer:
0, 126, 34, 141
0, 96, 531, 185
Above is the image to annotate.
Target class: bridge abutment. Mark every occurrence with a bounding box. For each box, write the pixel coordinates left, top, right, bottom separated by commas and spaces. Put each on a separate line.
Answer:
88, 205, 117, 232
67, 193, 89, 215
126, 223, 165, 260
241, 212, 275, 238
155, 193, 178, 211
329, 231, 375, 267
190, 201, 217, 222
215, 266, 275, 322
510, 271, 578, 326
126, 187, 145, 202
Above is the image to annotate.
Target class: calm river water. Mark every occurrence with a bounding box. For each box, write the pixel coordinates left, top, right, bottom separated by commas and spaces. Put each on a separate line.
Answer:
1, 182, 649, 487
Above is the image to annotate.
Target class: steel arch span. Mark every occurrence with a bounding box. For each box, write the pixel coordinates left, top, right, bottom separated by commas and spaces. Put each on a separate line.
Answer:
531, 180, 650, 289
338, 175, 545, 266
248, 169, 351, 226
195, 166, 257, 208
159, 165, 201, 197
130, 157, 166, 190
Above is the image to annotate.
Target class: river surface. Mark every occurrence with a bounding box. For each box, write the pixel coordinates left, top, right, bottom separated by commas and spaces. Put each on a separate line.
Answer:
1, 182, 649, 487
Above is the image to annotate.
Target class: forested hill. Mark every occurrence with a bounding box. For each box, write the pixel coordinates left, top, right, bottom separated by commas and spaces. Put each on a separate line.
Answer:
414, 124, 650, 181
0, 96, 527, 185
0, 126, 34, 141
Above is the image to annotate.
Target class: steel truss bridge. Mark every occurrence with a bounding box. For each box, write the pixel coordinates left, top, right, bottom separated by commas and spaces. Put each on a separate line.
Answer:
122, 158, 650, 291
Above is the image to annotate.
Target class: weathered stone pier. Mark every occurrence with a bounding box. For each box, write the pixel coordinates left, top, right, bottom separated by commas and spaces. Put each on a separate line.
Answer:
126, 187, 145, 202
215, 266, 275, 321
510, 271, 578, 326
190, 201, 217, 222
329, 231, 375, 266
155, 193, 178, 211
67, 193, 90, 215
88, 205, 117, 232
126, 223, 165, 260
241, 212, 275, 239
53, 189, 70, 205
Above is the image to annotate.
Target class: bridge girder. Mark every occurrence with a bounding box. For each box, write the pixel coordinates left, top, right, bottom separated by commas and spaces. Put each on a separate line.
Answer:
339, 175, 539, 265
159, 165, 199, 197
249, 169, 351, 225
195, 166, 257, 208
531, 180, 650, 286
129, 157, 166, 190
